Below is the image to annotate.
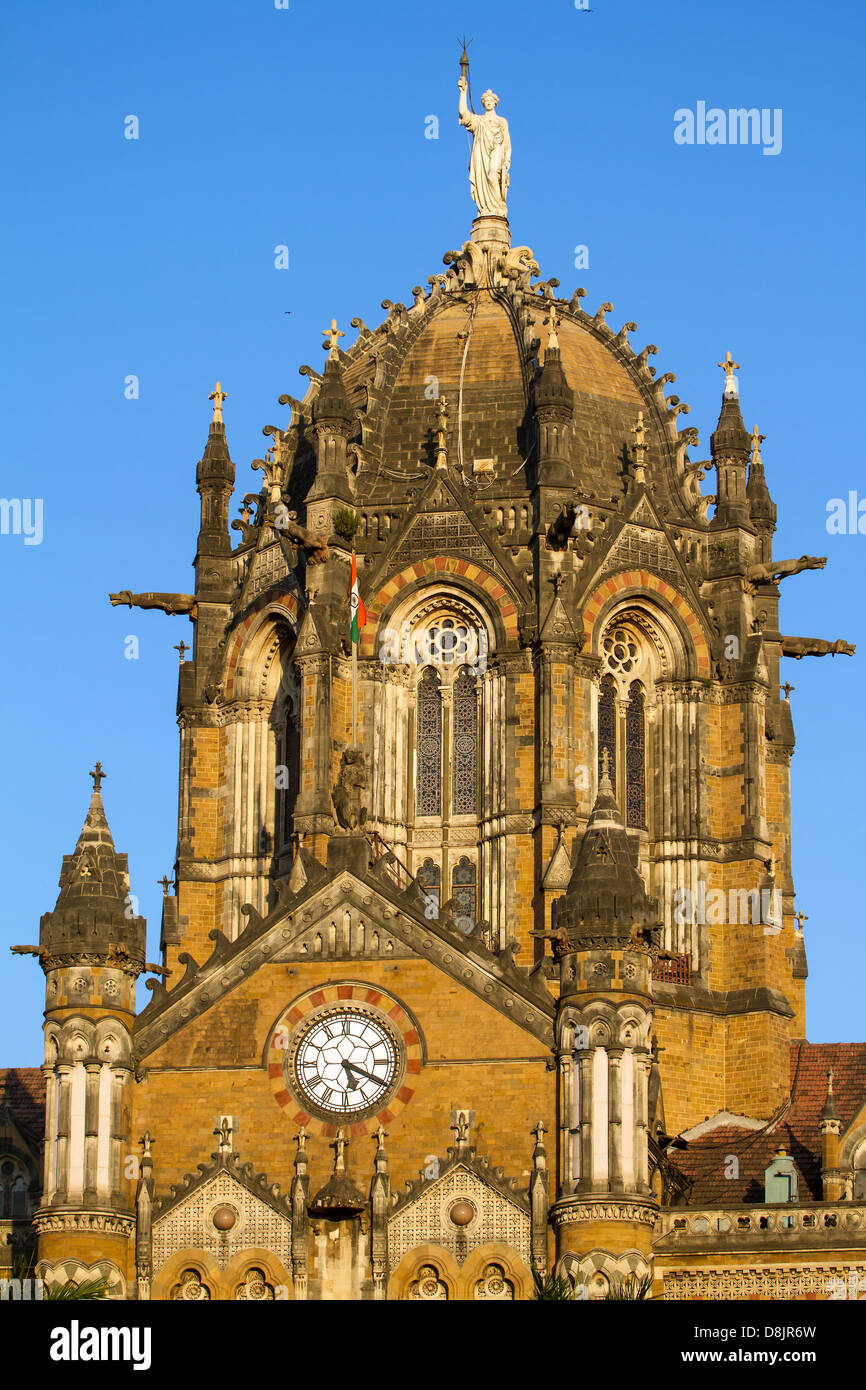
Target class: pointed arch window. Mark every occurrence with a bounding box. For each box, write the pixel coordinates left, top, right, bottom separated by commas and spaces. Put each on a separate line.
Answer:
597, 676, 617, 795
417, 858, 441, 916
625, 682, 646, 828
417, 669, 442, 817
452, 857, 477, 934
452, 668, 478, 815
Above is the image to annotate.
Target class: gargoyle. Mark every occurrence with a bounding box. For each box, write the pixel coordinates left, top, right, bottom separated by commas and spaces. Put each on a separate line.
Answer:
109, 592, 196, 615
272, 511, 329, 564
780, 636, 855, 659
531, 925, 571, 961
10, 944, 46, 957
746, 555, 827, 586
332, 748, 368, 830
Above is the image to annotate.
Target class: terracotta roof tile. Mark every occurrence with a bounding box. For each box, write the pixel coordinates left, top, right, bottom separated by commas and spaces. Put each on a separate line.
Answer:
673, 1043, 866, 1207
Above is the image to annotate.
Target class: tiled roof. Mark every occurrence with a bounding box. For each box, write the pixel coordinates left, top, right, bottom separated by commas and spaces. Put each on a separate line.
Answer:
0, 1067, 45, 1145
674, 1043, 866, 1206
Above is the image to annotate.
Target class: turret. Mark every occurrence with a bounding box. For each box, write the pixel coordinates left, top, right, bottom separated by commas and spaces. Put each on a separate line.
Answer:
710, 352, 753, 530
30, 764, 146, 1293
306, 321, 355, 505
746, 423, 777, 557
549, 751, 660, 1291
819, 1068, 845, 1202
195, 383, 235, 584
533, 306, 574, 488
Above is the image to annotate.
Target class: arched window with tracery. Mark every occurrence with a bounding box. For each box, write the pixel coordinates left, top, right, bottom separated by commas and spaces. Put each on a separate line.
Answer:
452, 668, 478, 815
598, 676, 617, 794
626, 682, 645, 828
417, 858, 440, 916
417, 669, 442, 817
452, 857, 477, 933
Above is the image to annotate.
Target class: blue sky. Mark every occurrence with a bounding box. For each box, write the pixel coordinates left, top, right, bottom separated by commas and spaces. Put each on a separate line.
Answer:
1, 0, 864, 1062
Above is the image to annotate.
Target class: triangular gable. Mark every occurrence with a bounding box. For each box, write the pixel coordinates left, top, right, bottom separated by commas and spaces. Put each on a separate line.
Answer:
387, 1161, 531, 1272
152, 1158, 292, 1273
577, 486, 708, 624
135, 855, 554, 1058
365, 467, 530, 605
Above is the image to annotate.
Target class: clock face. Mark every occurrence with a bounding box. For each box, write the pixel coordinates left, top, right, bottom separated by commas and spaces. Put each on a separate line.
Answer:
289, 1008, 401, 1118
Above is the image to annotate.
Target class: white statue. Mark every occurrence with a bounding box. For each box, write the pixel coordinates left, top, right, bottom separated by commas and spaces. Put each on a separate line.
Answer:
458, 77, 511, 218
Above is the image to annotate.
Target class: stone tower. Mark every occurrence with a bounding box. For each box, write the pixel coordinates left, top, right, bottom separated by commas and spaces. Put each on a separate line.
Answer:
549, 755, 660, 1292
33, 766, 145, 1295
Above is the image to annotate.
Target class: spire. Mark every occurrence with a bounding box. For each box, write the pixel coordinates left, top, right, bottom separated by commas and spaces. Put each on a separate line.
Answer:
710, 350, 752, 529
39, 767, 146, 971
196, 381, 235, 565
746, 423, 777, 531
552, 750, 661, 949
820, 1067, 840, 1124
307, 320, 354, 504
533, 306, 574, 487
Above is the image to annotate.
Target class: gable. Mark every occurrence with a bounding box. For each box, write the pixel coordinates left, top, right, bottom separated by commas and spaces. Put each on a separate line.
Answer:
152, 1168, 291, 1273
387, 1162, 530, 1272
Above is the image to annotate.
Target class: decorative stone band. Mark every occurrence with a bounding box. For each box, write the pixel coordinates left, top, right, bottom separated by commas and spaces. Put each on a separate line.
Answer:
33, 1210, 136, 1237
582, 570, 711, 678
360, 557, 519, 657
549, 1198, 658, 1229
267, 982, 423, 1139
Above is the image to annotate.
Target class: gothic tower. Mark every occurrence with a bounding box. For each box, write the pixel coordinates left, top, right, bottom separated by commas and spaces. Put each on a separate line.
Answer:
33, 766, 145, 1296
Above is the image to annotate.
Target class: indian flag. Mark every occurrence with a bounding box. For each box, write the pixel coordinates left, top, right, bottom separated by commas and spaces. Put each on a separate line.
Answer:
350, 550, 366, 644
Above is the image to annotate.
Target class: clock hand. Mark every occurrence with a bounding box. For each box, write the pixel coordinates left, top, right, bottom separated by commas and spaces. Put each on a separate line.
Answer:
343, 1059, 384, 1086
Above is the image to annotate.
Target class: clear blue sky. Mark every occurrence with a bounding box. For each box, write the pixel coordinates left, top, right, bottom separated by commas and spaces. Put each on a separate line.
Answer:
1, 0, 864, 1063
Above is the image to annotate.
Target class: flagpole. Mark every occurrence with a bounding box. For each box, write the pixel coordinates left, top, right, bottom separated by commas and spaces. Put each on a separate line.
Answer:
352, 636, 358, 747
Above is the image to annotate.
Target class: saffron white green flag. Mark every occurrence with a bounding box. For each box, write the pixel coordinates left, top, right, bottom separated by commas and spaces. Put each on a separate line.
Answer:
350, 550, 366, 644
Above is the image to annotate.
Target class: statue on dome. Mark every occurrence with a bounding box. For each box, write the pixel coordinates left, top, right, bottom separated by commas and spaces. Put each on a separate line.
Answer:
458, 66, 511, 218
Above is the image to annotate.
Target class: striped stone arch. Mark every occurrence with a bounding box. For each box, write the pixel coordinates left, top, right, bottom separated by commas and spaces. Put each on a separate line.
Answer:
223, 592, 301, 700
360, 557, 520, 656
582, 570, 711, 678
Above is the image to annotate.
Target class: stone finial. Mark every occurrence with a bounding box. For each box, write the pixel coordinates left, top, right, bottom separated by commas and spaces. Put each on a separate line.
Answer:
157, 875, 172, 895
781, 682, 795, 702
450, 1114, 471, 1150
89, 761, 107, 793
543, 304, 560, 352
322, 318, 345, 359
794, 909, 808, 930
532, 1121, 547, 1169
435, 395, 449, 470
173, 641, 189, 662
213, 1117, 233, 1153
139, 1131, 154, 1162
631, 411, 648, 484
332, 1128, 348, 1172
718, 350, 740, 397
751, 424, 765, 467
208, 382, 227, 423
600, 746, 613, 786
294, 1127, 308, 1172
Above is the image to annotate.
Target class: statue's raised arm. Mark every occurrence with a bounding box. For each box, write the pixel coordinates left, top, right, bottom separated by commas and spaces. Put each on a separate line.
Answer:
458, 74, 511, 218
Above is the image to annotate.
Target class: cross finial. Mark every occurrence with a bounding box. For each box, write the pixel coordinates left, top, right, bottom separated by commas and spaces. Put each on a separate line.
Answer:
174, 640, 189, 662
208, 382, 227, 423
751, 425, 765, 466
533, 1120, 547, 1144
158, 874, 172, 895
213, 1116, 233, 1152
139, 1131, 153, 1160
374, 1124, 388, 1150
794, 910, 808, 931
718, 350, 740, 397
294, 1127, 308, 1158
781, 681, 794, 701
89, 761, 106, 792
322, 318, 345, 359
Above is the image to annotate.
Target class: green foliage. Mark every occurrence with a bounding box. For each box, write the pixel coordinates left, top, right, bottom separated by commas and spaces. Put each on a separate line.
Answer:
333, 508, 360, 542
45, 1275, 111, 1301
602, 1272, 655, 1300
531, 1265, 582, 1300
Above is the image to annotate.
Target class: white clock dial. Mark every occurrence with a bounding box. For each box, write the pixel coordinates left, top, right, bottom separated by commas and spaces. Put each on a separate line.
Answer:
290, 1009, 400, 1117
